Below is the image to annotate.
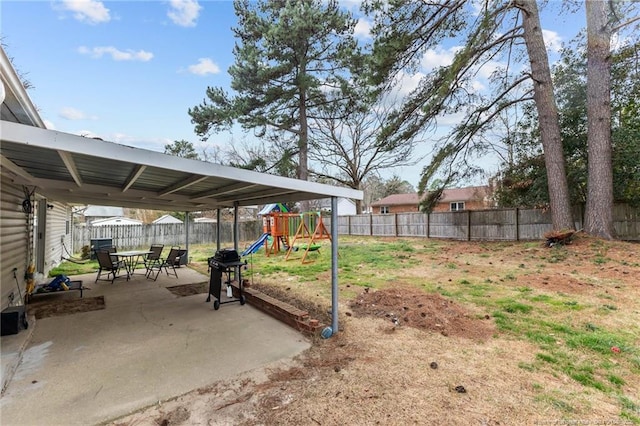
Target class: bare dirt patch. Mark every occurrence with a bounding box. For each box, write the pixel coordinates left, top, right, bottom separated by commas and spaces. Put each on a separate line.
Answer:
26, 295, 105, 319
348, 285, 495, 340
165, 282, 208, 297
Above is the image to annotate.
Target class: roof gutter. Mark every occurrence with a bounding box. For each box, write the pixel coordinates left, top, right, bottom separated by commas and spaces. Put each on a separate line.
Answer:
0, 46, 46, 128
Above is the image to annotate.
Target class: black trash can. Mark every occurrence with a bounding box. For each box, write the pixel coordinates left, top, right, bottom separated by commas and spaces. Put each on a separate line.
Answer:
90, 238, 113, 260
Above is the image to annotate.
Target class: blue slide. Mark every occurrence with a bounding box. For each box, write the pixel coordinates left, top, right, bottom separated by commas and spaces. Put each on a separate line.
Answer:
242, 233, 270, 256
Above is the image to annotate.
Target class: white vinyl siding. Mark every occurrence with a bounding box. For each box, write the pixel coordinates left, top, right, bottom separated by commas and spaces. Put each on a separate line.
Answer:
0, 180, 29, 308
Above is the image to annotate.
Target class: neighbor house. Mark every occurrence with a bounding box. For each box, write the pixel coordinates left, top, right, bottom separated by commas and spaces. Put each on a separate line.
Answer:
83, 205, 125, 225
152, 214, 183, 224
90, 217, 143, 226
371, 186, 493, 214
312, 198, 357, 216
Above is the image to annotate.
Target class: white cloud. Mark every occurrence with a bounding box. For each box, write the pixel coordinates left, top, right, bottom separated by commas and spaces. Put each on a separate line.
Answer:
58, 0, 110, 24
78, 46, 154, 61
420, 46, 462, 72
59, 107, 96, 120
167, 0, 202, 27
187, 58, 220, 75
354, 17, 372, 39
542, 29, 562, 53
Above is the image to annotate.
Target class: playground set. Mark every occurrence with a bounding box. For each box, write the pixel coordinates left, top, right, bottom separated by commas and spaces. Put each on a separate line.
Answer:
242, 204, 332, 264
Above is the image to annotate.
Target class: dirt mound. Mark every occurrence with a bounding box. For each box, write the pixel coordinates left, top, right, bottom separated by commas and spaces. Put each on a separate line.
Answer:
348, 286, 494, 340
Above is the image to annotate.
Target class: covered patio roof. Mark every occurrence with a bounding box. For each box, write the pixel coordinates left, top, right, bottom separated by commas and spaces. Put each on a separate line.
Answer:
1, 121, 362, 211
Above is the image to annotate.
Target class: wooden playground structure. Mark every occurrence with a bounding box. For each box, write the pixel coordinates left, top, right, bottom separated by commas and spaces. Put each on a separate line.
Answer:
260, 211, 331, 263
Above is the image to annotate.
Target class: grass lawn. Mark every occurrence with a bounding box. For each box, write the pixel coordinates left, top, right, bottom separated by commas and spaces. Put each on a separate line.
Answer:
57, 235, 640, 424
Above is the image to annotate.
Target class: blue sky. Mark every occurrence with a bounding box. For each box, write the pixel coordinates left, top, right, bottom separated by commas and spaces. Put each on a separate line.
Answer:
2, 0, 585, 187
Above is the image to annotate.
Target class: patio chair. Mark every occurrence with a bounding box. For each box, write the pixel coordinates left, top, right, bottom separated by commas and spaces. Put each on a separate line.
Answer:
95, 249, 125, 283
143, 244, 164, 274
146, 246, 181, 281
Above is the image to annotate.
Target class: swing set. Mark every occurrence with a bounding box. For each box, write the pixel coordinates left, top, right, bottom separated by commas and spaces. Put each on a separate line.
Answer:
285, 211, 332, 264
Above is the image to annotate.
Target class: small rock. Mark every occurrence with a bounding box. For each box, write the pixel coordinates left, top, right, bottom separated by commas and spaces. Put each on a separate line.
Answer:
454, 385, 466, 393
334, 366, 341, 372
345, 311, 352, 317
430, 362, 438, 369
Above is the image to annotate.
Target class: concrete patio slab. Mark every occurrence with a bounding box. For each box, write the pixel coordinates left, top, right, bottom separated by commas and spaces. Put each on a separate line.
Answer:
0, 267, 310, 425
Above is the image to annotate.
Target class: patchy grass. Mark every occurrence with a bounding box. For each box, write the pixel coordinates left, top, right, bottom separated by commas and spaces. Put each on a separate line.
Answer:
59, 235, 640, 424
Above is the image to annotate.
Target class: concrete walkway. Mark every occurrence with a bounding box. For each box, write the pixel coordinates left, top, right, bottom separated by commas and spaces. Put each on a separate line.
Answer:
0, 268, 310, 425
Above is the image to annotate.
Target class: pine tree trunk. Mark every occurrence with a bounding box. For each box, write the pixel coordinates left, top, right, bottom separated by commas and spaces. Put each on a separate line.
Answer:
584, 0, 615, 239
517, 0, 574, 231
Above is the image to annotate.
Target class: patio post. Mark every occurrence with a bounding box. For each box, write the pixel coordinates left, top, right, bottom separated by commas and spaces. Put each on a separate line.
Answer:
323, 196, 339, 338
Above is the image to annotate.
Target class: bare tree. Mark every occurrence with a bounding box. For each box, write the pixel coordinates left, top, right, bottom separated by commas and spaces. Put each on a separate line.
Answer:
308, 94, 421, 213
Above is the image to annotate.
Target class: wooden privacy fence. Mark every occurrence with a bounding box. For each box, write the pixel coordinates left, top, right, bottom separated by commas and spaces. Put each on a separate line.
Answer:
73, 204, 639, 251
332, 204, 640, 241
72, 221, 262, 252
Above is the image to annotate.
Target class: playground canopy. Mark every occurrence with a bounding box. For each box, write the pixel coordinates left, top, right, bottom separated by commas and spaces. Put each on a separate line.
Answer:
258, 203, 289, 215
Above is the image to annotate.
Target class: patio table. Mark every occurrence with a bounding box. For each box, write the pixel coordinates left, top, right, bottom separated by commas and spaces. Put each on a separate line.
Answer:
112, 250, 153, 279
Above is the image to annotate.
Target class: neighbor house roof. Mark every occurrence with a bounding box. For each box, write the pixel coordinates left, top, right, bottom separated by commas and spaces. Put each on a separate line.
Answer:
84, 205, 125, 217
438, 186, 490, 202
371, 186, 491, 206
371, 193, 419, 206
153, 214, 183, 224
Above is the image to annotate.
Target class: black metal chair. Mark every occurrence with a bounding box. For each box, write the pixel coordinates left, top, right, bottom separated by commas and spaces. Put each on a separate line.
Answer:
146, 246, 181, 281
95, 249, 124, 283
143, 244, 164, 274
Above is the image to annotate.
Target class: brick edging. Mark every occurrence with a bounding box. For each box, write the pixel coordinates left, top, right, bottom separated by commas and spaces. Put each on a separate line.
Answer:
231, 283, 324, 336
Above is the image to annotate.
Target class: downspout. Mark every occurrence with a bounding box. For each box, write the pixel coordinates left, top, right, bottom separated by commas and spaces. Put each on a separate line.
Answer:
184, 211, 190, 264
322, 196, 339, 338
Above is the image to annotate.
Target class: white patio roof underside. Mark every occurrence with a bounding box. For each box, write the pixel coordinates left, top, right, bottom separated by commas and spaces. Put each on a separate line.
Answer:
1, 121, 362, 211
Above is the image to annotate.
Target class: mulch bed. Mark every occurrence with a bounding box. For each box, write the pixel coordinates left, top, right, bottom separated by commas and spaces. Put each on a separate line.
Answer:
166, 282, 209, 297
27, 296, 105, 319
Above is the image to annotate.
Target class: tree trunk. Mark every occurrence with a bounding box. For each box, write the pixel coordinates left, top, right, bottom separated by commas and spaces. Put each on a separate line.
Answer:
355, 199, 362, 215
517, 0, 574, 231
298, 78, 310, 213
584, 0, 615, 239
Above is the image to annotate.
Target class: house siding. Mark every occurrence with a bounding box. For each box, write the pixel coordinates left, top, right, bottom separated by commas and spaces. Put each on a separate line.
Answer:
0, 180, 29, 308
380, 204, 420, 214
45, 201, 69, 272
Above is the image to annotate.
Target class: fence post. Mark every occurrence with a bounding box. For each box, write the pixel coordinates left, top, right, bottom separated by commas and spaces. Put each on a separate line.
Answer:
515, 208, 520, 241
369, 214, 373, 236
467, 210, 471, 241
426, 212, 430, 238
395, 213, 399, 237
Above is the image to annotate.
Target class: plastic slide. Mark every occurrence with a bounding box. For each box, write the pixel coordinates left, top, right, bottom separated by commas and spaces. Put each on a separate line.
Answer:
242, 233, 270, 256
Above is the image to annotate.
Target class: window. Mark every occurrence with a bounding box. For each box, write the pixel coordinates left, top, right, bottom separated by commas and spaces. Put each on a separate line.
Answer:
380, 206, 390, 214
450, 202, 465, 211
